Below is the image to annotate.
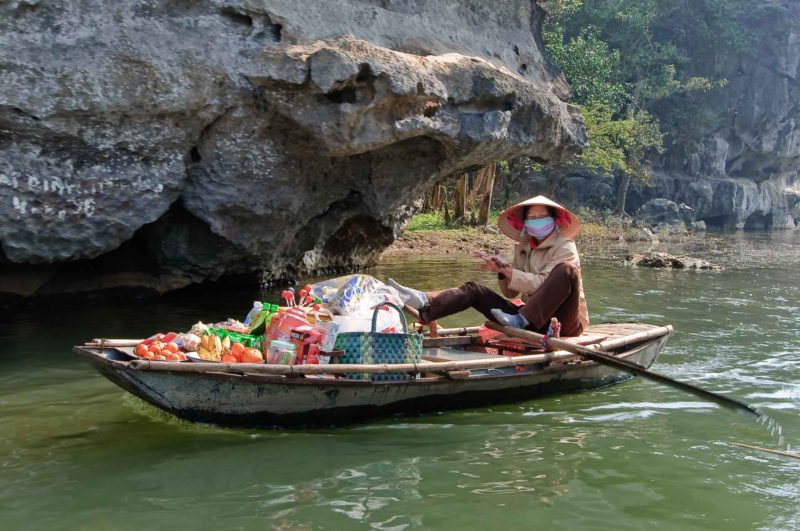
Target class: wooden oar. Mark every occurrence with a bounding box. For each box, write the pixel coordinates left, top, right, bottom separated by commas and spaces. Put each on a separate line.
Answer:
485, 321, 761, 417
732, 442, 800, 460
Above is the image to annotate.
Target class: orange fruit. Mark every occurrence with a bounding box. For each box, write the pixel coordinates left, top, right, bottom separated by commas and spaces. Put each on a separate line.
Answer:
221, 354, 238, 363
135, 345, 149, 357
152, 354, 167, 361
242, 348, 263, 363
164, 352, 181, 361
164, 342, 180, 354
231, 342, 245, 358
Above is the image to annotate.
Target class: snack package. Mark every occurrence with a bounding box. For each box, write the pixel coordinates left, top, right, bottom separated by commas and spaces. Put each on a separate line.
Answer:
265, 307, 309, 343
289, 326, 323, 364
307, 307, 340, 351
207, 328, 261, 349
315, 319, 341, 352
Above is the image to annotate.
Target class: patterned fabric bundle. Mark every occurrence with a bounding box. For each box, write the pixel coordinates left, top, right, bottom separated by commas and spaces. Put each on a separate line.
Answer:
334, 302, 423, 380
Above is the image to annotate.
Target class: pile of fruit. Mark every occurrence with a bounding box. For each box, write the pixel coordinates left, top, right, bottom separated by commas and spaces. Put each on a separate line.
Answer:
135, 333, 189, 362
197, 335, 263, 363
125, 275, 418, 367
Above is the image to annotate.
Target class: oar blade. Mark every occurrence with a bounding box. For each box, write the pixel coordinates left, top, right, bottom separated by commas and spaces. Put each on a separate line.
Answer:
485, 321, 761, 418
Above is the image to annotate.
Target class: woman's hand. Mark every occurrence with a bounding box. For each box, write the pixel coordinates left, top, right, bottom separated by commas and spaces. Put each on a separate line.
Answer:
474, 252, 512, 277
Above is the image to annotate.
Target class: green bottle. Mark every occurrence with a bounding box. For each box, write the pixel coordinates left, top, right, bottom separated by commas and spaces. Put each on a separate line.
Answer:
247, 302, 274, 335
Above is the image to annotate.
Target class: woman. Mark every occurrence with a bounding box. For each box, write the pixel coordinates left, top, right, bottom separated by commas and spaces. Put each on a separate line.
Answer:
389, 195, 589, 337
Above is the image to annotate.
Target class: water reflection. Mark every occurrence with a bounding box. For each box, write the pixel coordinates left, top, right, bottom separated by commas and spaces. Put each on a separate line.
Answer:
1, 231, 799, 529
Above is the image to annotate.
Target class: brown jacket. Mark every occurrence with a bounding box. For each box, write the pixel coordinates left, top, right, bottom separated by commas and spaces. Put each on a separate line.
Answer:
499, 233, 589, 329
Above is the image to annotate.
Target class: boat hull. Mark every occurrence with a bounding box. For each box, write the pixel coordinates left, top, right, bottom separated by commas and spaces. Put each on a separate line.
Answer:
75, 333, 669, 427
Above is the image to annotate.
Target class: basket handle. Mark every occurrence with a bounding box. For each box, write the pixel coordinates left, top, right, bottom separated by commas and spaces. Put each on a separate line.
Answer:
370, 301, 408, 334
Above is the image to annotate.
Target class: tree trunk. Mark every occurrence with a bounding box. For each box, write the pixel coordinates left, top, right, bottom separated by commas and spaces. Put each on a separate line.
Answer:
454, 173, 467, 220
467, 167, 487, 206
615, 173, 631, 215
477, 163, 496, 225
442, 186, 450, 222
431, 183, 441, 210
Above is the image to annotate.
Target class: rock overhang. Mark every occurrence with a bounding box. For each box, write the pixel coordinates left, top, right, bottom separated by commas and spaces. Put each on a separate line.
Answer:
0, 0, 586, 300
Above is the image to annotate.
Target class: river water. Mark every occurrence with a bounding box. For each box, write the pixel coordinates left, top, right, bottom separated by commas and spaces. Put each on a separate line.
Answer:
1, 232, 799, 530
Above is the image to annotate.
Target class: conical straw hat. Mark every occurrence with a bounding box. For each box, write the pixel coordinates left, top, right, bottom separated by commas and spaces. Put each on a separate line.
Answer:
497, 195, 581, 241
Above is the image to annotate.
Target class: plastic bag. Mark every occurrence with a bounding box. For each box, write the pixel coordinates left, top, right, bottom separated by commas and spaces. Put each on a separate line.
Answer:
207, 328, 261, 349
314, 275, 404, 316
308, 276, 352, 304
331, 308, 403, 334
211, 319, 249, 334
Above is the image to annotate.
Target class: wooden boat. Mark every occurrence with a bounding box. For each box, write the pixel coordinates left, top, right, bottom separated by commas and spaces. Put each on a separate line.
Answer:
73, 323, 672, 427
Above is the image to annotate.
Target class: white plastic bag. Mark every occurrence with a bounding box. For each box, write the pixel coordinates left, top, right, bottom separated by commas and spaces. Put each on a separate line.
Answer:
318, 274, 404, 316
332, 306, 403, 334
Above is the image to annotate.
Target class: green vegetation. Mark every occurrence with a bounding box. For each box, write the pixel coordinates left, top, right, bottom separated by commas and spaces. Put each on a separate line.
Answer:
412, 0, 765, 231
407, 210, 502, 232
534, 0, 756, 214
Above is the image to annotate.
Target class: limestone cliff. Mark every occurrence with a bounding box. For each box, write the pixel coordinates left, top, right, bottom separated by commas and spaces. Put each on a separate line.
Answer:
0, 0, 586, 301
635, 0, 800, 230
511, 1, 800, 231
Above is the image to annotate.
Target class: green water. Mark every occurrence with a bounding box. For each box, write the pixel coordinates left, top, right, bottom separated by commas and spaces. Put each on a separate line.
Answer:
2, 232, 799, 530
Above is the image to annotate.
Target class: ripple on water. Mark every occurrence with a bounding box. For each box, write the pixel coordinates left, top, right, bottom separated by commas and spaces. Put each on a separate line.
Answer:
2, 232, 800, 530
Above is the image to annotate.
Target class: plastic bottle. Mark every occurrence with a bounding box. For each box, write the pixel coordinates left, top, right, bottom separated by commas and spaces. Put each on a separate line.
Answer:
243, 301, 263, 326
248, 303, 280, 335
268, 340, 297, 364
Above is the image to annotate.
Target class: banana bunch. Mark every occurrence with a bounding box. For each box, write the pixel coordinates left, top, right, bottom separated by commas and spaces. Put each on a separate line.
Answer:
198, 334, 231, 362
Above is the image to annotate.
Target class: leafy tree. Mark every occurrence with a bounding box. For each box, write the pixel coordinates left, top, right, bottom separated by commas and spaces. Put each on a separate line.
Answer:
534, 0, 753, 213
574, 104, 661, 176
544, 29, 627, 111
545, 0, 733, 108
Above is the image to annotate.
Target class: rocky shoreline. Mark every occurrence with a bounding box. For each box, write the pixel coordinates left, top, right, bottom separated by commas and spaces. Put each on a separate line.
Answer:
381, 224, 717, 267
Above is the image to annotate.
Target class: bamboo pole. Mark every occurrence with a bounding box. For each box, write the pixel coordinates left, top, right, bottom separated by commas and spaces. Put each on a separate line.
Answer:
125, 350, 577, 375
85, 325, 665, 352
89, 339, 144, 347
429, 326, 481, 337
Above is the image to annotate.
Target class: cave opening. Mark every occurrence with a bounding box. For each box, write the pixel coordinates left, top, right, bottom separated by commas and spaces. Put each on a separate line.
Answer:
324, 87, 358, 104
743, 212, 773, 230
702, 214, 739, 231
219, 7, 253, 27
